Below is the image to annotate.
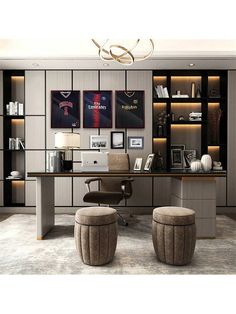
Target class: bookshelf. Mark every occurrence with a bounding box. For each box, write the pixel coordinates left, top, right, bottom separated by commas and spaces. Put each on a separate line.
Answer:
152, 70, 227, 170
3, 70, 25, 207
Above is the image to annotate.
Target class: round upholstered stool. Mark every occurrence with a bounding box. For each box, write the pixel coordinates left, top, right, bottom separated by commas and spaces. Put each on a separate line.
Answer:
75, 207, 118, 266
152, 206, 196, 266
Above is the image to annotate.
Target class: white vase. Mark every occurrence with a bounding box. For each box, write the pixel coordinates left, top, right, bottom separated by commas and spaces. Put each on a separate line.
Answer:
190, 160, 202, 172
201, 154, 212, 172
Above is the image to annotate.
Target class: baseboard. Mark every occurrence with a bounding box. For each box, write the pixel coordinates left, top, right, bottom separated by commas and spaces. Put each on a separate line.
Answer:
216, 206, 236, 214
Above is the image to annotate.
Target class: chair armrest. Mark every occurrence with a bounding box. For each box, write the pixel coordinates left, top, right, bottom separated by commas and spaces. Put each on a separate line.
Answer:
121, 178, 134, 184
121, 178, 134, 194
84, 178, 102, 192
84, 178, 102, 184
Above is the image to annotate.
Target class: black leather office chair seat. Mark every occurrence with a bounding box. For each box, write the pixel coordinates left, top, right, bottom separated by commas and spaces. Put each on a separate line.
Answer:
83, 191, 124, 205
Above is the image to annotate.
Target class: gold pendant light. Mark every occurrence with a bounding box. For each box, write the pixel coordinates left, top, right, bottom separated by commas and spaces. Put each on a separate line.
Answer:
92, 39, 154, 65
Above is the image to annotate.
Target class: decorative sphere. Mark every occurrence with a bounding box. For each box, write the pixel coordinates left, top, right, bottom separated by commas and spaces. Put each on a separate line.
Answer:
190, 160, 202, 172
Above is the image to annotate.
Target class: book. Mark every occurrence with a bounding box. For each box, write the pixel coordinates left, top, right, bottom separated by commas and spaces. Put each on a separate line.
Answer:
19, 139, 25, 150
18, 103, 24, 115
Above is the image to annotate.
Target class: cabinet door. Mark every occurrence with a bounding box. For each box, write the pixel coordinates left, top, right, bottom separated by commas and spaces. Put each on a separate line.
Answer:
227, 71, 236, 206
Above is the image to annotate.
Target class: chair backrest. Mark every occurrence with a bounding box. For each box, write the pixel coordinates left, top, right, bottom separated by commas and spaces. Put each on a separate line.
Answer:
108, 153, 130, 171
101, 153, 132, 198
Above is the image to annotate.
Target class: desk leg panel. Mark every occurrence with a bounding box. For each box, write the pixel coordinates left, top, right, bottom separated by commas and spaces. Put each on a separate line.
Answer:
36, 177, 55, 240
171, 178, 216, 238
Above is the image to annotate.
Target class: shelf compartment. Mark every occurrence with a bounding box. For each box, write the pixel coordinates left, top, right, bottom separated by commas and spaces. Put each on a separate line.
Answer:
153, 138, 167, 169
170, 102, 202, 121
171, 124, 202, 159
208, 146, 220, 162
207, 102, 221, 145
153, 76, 168, 99
171, 76, 202, 98
208, 76, 220, 98
153, 103, 167, 138
4, 180, 25, 207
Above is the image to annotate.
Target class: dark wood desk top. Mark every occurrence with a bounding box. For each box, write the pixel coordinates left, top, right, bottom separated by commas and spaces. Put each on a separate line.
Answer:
28, 170, 226, 178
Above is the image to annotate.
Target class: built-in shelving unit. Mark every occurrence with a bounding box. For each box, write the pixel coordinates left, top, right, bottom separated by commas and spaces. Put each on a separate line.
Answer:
152, 70, 227, 170
3, 70, 25, 207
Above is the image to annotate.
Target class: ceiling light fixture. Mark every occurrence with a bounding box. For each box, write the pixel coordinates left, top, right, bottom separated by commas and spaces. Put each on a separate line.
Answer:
92, 39, 154, 66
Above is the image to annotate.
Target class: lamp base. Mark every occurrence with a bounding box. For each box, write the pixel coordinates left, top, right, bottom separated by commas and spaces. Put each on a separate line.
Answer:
62, 160, 73, 172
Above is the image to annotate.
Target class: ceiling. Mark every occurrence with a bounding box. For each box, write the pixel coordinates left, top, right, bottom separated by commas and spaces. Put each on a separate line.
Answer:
1, 39, 236, 70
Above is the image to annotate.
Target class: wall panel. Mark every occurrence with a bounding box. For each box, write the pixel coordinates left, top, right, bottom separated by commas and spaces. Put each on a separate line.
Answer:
46, 71, 72, 149
216, 177, 226, 206
0, 116, 3, 149
25, 116, 45, 149
0, 181, 3, 206
0, 151, 3, 180
55, 177, 72, 206
126, 71, 152, 206
25, 180, 36, 206
153, 177, 171, 206
227, 71, 236, 206
25, 151, 45, 180
25, 71, 45, 115
100, 71, 126, 153
73, 71, 99, 148
0, 71, 3, 115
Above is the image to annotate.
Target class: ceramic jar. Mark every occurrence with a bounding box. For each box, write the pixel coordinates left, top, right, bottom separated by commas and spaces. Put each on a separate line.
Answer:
201, 154, 212, 172
190, 160, 202, 172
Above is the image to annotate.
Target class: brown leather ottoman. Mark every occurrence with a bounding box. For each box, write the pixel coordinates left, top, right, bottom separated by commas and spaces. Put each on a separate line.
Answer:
75, 207, 118, 266
152, 206, 196, 266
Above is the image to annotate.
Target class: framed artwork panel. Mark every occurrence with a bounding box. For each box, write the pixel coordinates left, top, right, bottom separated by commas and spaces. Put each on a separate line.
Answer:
51, 90, 80, 128
83, 91, 112, 128
115, 91, 145, 128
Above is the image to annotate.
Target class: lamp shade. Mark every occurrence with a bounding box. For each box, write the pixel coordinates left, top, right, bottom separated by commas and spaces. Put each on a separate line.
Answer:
55, 132, 80, 149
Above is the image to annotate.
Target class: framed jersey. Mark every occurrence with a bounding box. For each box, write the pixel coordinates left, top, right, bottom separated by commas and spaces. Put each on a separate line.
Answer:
83, 91, 112, 128
115, 91, 145, 128
51, 90, 80, 128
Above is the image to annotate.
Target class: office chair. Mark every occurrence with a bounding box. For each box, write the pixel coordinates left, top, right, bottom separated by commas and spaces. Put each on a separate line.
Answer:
83, 153, 134, 226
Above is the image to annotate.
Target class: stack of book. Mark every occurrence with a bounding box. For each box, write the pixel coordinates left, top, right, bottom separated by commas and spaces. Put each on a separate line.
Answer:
189, 112, 202, 121
172, 94, 189, 98
6, 102, 24, 115
155, 85, 169, 98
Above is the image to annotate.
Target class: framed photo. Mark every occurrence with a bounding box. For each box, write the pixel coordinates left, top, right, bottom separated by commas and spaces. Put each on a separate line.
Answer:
183, 150, 197, 168
144, 154, 155, 171
83, 91, 112, 128
115, 91, 145, 128
128, 136, 144, 149
133, 158, 143, 171
171, 144, 185, 151
111, 132, 125, 149
90, 135, 109, 149
51, 90, 80, 128
171, 149, 183, 169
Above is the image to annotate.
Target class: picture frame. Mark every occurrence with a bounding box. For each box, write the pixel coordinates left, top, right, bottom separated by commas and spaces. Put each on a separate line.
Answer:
51, 90, 80, 128
128, 136, 144, 149
171, 149, 183, 169
171, 144, 185, 151
90, 135, 109, 149
83, 91, 112, 128
144, 154, 155, 171
115, 90, 145, 128
111, 132, 125, 149
133, 158, 143, 171
183, 150, 197, 168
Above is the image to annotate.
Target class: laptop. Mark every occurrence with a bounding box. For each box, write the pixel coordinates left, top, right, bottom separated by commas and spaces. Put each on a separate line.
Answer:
81, 152, 109, 172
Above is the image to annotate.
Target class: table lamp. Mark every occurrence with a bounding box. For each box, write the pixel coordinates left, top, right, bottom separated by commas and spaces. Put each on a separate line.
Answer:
55, 132, 80, 171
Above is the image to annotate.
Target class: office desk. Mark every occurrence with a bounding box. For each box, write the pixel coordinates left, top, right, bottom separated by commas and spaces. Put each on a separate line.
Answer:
28, 170, 226, 239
